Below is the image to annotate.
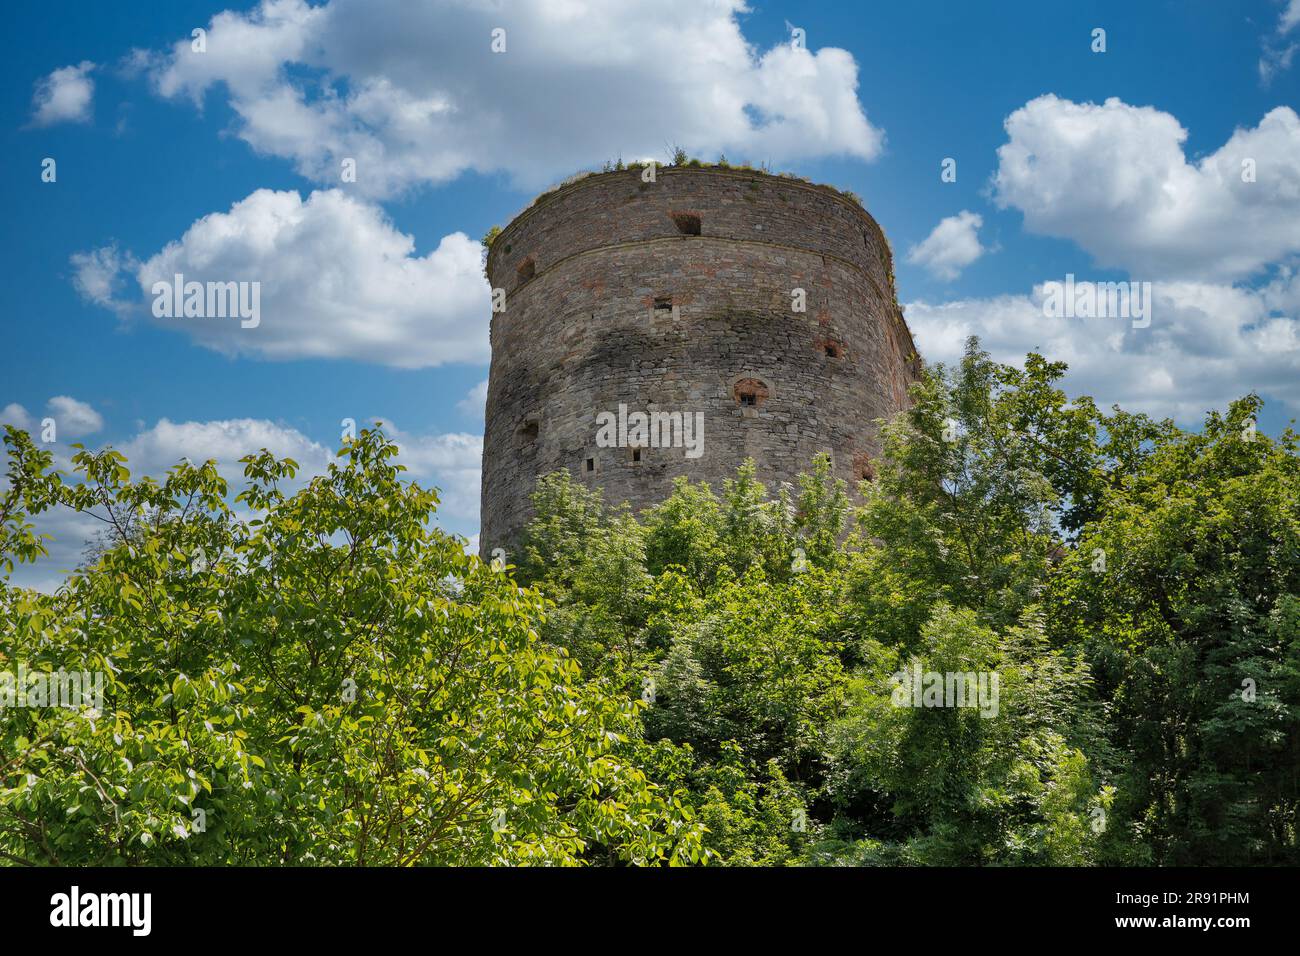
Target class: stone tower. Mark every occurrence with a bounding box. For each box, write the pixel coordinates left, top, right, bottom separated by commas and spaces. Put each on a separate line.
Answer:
480, 165, 922, 553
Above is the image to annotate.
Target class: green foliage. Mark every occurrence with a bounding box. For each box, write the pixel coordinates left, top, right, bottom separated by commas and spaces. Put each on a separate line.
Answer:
516, 472, 652, 681
850, 341, 1060, 642
480, 226, 502, 280
5, 332, 1299, 866
824, 606, 1105, 865
691, 744, 810, 866
1050, 393, 1300, 863
0, 428, 703, 865
643, 477, 727, 589
508, 337, 1300, 866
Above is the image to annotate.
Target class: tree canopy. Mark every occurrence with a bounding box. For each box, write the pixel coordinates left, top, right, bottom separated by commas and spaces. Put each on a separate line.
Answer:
3, 338, 1297, 865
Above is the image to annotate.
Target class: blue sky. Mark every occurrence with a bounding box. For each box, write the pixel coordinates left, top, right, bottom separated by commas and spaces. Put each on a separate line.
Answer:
3, 0, 1299, 588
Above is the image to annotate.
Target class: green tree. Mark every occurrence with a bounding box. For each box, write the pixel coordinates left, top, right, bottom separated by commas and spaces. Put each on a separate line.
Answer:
824, 605, 1108, 866
848, 340, 1061, 648
1051, 397, 1300, 864
0, 426, 704, 865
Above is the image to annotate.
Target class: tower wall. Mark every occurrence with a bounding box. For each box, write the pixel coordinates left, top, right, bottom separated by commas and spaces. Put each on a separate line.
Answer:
480, 166, 921, 552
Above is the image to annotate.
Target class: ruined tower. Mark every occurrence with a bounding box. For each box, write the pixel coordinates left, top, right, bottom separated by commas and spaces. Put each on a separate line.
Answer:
480, 165, 922, 553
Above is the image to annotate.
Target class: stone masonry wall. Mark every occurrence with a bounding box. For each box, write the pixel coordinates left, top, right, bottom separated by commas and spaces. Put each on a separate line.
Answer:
480, 166, 922, 554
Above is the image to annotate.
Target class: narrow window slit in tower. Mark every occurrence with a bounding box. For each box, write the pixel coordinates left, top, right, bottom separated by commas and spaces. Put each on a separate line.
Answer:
631, 448, 642, 463
733, 377, 770, 410
516, 257, 535, 285
654, 296, 673, 313
670, 211, 701, 236
584, 457, 595, 473
825, 343, 840, 358
854, 453, 876, 483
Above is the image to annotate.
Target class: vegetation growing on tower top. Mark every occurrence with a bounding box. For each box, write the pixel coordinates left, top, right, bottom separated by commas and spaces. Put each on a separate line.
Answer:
481, 152, 870, 259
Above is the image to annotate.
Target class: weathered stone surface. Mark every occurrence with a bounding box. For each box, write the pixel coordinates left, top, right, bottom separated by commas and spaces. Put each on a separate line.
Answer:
480, 166, 922, 554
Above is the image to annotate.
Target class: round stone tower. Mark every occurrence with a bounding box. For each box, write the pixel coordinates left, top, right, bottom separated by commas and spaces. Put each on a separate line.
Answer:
480, 165, 922, 553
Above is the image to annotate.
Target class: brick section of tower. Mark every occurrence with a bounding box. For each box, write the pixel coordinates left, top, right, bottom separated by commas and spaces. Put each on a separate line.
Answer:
480, 166, 922, 554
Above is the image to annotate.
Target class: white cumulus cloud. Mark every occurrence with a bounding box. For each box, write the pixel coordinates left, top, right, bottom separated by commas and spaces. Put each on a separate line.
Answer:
917, 95, 1300, 425
905, 273, 1300, 423
992, 95, 1300, 281
118, 417, 333, 486
1285, 0, 1300, 33
906, 211, 987, 281
139, 0, 884, 197
73, 188, 490, 368
46, 396, 104, 437
1, 404, 35, 432
30, 61, 96, 126
70, 244, 139, 317
456, 380, 488, 419
2, 397, 102, 438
